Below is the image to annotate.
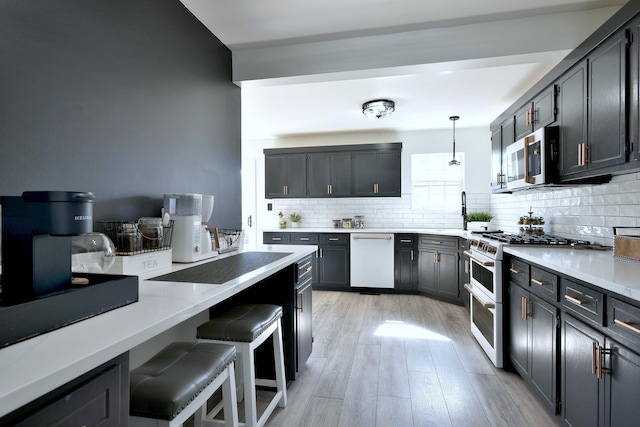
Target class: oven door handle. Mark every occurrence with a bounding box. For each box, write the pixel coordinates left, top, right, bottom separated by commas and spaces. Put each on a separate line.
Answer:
464, 251, 495, 267
464, 283, 496, 309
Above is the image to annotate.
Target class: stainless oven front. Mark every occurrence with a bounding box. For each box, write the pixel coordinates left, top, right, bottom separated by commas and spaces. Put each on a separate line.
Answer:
467, 249, 502, 303
464, 247, 504, 367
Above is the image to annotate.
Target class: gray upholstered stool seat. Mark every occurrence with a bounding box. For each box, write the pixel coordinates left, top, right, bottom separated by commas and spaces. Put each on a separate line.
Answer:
197, 304, 283, 342
197, 304, 287, 427
130, 342, 239, 427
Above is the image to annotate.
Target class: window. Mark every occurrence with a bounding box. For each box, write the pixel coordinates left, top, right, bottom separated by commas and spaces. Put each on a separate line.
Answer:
411, 152, 465, 211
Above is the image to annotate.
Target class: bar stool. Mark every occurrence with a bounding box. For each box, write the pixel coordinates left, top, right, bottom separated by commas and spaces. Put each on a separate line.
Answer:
129, 342, 239, 427
197, 304, 287, 427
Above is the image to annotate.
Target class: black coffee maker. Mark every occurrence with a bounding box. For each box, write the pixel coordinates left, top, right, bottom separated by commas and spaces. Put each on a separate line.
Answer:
1, 191, 94, 305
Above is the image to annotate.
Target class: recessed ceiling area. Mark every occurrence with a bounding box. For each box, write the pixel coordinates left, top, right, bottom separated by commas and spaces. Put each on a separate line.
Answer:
180, 0, 626, 140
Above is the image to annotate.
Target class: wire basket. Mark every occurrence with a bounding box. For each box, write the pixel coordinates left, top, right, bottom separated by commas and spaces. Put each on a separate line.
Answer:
98, 220, 174, 256
214, 229, 242, 253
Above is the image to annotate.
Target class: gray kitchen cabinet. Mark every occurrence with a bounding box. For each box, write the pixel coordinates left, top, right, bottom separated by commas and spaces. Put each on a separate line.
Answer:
316, 233, 350, 290
417, 235, 460, 303
2, 353, 129, 426
459, 237, 470, 310
558, 29, 627, 181
352, 149, 401, 197
515, 85, 557, 141
295, 254, 314, 374
265, 153, 307, 198
629, 15, 640, 164
307, 152, 352, 197
395, 234, 418, 291
561, 314, 604, 427
509, 281, 558, 413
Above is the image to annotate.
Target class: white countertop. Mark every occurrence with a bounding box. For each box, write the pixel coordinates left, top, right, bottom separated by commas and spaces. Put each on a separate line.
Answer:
504, 246, 640, 303
0, 244, 316, 418
263, 227, 467, 237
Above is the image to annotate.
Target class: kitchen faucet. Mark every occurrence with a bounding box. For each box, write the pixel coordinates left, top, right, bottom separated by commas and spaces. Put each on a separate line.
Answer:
461, 191, 467, 230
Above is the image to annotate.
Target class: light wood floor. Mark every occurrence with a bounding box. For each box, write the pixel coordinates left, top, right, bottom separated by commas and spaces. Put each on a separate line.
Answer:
261, 290, 561, 427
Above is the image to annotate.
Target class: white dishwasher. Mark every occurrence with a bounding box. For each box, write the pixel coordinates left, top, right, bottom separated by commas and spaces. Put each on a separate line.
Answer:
350, 233, 395, 288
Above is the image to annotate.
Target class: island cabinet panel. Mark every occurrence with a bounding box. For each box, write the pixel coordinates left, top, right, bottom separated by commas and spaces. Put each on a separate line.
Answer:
2, 353, 129, 426
307, 152, 352, 197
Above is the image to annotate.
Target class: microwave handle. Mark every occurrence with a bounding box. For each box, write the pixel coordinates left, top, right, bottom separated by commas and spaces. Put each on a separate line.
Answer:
523, 135, 535, 184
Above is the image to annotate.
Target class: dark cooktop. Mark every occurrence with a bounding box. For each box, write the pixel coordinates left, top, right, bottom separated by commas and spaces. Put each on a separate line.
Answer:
151, 251, 292, 284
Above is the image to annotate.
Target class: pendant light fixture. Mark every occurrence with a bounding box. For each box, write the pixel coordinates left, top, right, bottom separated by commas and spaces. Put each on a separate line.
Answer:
449, 115, 461, 166
362, 99, 395, 118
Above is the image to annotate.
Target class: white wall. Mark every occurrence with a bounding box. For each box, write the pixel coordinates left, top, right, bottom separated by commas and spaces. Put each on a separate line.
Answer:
242, 127, 492, 241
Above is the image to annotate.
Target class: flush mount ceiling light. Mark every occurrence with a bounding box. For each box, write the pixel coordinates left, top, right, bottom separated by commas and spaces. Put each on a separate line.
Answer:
449, 115, 461, 166
362, 99, 395, 119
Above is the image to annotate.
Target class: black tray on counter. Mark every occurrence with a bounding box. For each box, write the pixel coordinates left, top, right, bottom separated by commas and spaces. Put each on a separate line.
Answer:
0, 273, 138, 348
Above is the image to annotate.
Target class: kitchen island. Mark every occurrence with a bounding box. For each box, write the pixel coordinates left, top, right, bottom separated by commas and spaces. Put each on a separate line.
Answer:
0, 244, 316, 420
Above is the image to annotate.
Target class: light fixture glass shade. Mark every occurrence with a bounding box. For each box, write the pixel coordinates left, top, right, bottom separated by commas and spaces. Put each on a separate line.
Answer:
362, 99, 395, 118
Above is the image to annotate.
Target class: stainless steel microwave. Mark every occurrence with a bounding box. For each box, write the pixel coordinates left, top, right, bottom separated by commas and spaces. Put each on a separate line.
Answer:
506, 126, 559, 190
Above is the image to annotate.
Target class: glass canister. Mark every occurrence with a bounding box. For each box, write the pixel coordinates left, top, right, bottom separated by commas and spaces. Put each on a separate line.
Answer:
354, 215, 365, 229
332, 219, 342, 228
138, 217, 164, 249
342, 218, 353, 228
116, 222, 142, 253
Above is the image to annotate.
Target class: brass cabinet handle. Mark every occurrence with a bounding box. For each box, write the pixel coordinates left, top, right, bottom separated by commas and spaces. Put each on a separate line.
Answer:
327, 184, 330, 194
564, 294, 585, 305
578, 143, 590, 166
411, 249, 414, 261
531, 278, 545, 286
300, 237, 310, 241
431, 241, 442, 244
271, 237, 282, 241
400, 239, 412, 243
614, 318, 640, 335
522, 296, 526, 320
592, 342, 598, 376
329, 238, 340, 241
510, 267, 522, 274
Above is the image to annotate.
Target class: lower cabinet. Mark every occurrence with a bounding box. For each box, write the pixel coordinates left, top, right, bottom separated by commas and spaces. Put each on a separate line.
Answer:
316, 233, 350, 290
510, 283, 558, 412
296, 255, 314, 374
395, 234, 418, 291
417, 236, 460, 303
508, 255, 640, 427
2, 353, 129, 426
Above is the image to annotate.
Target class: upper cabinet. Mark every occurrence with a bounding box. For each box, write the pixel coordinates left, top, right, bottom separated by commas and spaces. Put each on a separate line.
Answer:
559, 29, 627, 180
307, 152, 352, 197
352, 149, 401, 197
491, 2, 640, 186
514, 86, 557, 141
490, 117, 514, 191
264, 143, 402, 199
265, 153, 307, 198
630, 16, 640, 163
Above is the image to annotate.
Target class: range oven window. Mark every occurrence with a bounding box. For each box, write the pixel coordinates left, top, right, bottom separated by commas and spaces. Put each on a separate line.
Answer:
472, 296, 494, 348
471, 261, 494, 294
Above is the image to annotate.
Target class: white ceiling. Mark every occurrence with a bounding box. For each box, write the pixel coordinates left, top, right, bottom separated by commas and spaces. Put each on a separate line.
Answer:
181, 0, 626, 140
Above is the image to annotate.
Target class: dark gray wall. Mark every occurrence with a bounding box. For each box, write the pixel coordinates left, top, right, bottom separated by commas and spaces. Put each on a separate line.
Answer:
0, 0, 241, 229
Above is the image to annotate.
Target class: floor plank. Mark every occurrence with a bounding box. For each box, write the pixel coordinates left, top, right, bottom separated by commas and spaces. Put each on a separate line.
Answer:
262, 291, 563, 427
